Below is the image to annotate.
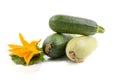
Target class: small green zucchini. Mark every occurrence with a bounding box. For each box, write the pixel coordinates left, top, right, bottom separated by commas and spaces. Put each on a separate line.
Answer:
42, 33, 72, 58
49, 15, 105, 36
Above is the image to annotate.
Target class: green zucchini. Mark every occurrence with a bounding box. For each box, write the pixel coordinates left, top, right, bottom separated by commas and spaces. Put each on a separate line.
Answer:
49, 15, 105, 36
42, 33, 72, 58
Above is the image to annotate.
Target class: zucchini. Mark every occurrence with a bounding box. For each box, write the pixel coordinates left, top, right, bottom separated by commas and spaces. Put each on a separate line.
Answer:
66, 36, 97, 63
49, 15, 105, 36
42, 33, 72, 58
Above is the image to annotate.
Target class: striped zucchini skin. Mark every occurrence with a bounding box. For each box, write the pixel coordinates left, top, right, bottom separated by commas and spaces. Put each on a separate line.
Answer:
49, 15, 104, 36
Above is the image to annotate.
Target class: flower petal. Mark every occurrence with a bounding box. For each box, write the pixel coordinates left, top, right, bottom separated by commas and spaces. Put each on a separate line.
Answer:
24, 53, 34, 65
8, 44, 22, 48
9, 49, 28, 57
30, 39, 41, 46
19, 33, 29, 46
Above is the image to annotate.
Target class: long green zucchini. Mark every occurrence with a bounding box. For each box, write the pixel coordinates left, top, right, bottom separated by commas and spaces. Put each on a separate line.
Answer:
49, 15, 105, 36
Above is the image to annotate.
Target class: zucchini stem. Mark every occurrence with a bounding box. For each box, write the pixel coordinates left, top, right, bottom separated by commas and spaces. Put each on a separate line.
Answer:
97, 25, 105, 33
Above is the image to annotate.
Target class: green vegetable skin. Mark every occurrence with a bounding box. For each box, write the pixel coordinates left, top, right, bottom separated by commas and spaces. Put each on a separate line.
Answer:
66, 36, 97, 63
42, 33, 72, 58
49, 15, 105, 36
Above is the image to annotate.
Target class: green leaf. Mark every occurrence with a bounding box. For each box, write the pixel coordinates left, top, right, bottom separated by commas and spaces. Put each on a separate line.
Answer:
10, 52, 45, 66
10, 55, 26, 65
29, 53, 45, 65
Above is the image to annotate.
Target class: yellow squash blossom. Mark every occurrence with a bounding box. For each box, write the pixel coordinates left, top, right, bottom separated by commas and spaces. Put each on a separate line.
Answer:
8, 33, 41, 65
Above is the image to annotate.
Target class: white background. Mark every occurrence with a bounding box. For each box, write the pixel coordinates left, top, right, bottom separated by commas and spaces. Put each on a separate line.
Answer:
0, 0, 120, 80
